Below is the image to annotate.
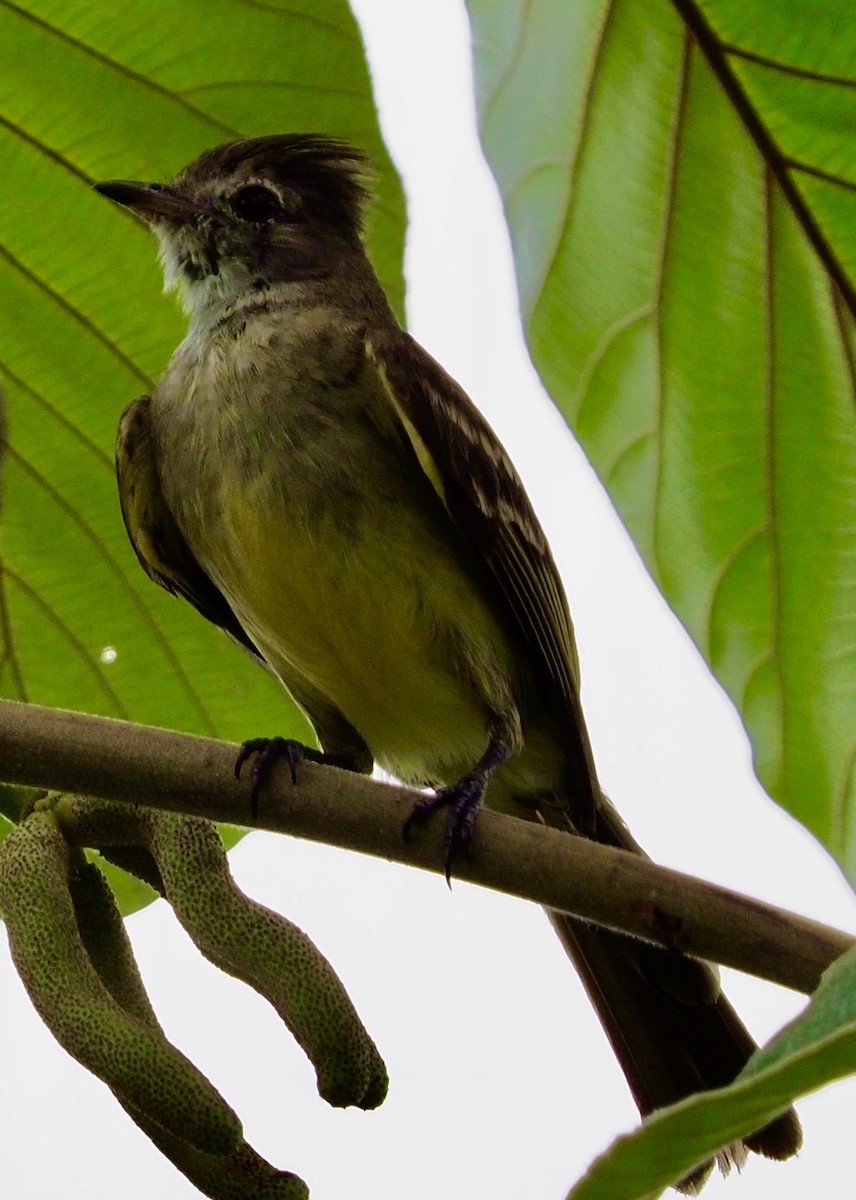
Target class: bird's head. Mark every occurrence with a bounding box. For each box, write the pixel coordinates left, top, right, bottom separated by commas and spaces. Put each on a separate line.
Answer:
95, 134, 371, 317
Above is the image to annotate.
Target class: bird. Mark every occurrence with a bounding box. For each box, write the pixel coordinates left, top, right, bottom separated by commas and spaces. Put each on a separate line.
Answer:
95, 134, 801, 1192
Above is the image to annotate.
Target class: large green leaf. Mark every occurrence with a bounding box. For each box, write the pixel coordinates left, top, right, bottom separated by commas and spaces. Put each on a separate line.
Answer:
0, 0, 404, 909
0, 0, 403, 736
565, 947, 856, 1198
468, 0, 856, 878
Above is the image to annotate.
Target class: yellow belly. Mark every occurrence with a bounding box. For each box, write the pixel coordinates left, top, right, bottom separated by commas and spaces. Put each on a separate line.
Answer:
204, 466, 512, 785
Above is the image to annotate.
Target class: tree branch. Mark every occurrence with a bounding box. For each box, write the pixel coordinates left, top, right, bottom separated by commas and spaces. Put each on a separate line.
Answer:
0, 698, 850, 994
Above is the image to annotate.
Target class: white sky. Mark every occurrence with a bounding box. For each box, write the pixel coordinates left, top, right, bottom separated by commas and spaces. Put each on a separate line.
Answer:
4, 2, 856, 1198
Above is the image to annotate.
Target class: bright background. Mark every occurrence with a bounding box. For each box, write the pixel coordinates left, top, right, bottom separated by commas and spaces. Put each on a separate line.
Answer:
3, 2, 856, 1197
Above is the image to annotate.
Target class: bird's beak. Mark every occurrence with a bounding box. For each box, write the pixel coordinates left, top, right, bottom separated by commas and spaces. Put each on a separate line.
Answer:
93, 181, 196, 224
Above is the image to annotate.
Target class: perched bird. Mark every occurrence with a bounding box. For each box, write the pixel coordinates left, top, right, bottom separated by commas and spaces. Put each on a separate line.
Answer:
97, 134, 800, 1191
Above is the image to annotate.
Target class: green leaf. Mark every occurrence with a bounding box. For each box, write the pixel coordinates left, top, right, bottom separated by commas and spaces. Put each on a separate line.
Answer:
91, 853, 159, 916
468, 0, 856, 877
0, 1, 403, 912
566, 947, 856, 1198
0, 0, 402, 739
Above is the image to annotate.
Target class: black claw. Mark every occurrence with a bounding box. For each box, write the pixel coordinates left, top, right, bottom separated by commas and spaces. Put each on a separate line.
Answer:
233, 739, 261, 781
401, 796, 433, 843
235, 736, 312, 818
403, 770, 488, 885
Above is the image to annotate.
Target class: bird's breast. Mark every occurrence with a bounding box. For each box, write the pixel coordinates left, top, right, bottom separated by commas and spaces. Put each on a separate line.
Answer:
152, 323, 517, 784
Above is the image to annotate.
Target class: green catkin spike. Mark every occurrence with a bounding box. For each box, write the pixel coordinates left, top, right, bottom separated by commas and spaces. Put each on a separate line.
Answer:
68, 848, 310, 1200
53, 795, 166, 895
55, 795, 388, 1109
144, 810, 388, 1110
0, 810, 242, 1155
121, 1105, 311, 1200
68, 852, 158, 1024
54, 794, 148, 848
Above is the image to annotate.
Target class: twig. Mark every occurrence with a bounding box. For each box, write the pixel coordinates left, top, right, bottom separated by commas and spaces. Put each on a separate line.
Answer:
0, 698, 850, 994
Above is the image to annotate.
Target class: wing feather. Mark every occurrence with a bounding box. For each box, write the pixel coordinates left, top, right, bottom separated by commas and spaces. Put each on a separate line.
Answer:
116, 395, 263, 658
366, 330, 600, 821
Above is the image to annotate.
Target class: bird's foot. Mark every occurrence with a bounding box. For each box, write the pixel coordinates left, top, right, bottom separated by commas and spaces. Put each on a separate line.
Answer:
403, 770, 489, 886
235, 736, 328, 818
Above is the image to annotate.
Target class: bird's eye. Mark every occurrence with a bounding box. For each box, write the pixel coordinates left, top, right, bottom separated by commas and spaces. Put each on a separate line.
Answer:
229, 185, 283, 223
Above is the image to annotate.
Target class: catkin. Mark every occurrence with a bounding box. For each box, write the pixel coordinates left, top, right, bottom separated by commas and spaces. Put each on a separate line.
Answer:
0, 809, 241, 1156
144, 810, 388, 1110
58, 795, 388, 1109
68, 844, 310, 1198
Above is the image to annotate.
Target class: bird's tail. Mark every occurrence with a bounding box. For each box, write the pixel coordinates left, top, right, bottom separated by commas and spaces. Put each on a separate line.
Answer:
540, 798, 801, 1193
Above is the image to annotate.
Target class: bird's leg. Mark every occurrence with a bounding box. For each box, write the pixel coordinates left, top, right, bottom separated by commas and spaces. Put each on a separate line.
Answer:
403, 729, 513, 884
235, 738, 358, 818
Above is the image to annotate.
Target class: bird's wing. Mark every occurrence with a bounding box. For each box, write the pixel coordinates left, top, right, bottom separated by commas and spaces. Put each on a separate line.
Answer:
116, 394, 373, 770
365, 329, 600, 822
116, 395, 263, 658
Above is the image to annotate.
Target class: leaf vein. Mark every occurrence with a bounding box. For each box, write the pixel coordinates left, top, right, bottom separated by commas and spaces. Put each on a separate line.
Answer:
0, 565, 27, 700
181, 78, 367, 100
475, 0, 533, 128
8, 447, 219, 735
574, 304, 651, 425
0, 359, 113, 469
762, 164, 785, 791
231, 0, 360, 41
668, 0, 856, 314
0, 239, 153, 387
3, 565, 130, 717
651, 29, 692, 587
786, 158, 856, 196
723, 43, 856, 91
0, 0, 240, 139
521, 0, 618, 323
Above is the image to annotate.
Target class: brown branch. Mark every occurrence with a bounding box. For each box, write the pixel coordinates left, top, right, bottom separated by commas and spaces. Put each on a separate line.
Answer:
0, 698, 850, 994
